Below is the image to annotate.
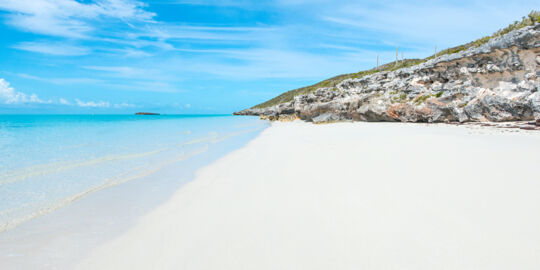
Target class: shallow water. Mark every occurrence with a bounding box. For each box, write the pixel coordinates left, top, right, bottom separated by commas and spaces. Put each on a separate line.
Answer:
0, 114, 268, 232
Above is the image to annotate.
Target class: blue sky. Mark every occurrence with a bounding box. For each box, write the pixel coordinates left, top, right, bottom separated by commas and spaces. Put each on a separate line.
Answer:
0, 0, 537, 114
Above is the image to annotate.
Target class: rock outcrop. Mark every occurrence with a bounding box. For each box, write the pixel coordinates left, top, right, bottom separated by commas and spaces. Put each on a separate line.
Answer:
235, 24, 540, 125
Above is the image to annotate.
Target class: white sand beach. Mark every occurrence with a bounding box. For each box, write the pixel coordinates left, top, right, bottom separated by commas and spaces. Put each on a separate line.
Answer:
77, 121, 540, 270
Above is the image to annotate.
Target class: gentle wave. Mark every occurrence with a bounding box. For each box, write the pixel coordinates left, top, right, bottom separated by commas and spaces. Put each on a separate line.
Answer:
0, 148, 168, 186
0, 115, 268, 233
0, 130, 242, 187
0, 146, 209, 233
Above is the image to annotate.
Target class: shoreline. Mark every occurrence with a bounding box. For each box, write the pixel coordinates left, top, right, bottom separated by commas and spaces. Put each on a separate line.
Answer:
253, 116, 540, 131
0, 120, 268, 270
77, 121, 540, 270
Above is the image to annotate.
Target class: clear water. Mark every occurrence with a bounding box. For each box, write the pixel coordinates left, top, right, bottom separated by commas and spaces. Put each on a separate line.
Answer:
0, 115, 268, 232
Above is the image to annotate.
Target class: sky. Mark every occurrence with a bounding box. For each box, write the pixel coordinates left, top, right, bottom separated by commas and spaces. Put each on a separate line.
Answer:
0, 0, 537, 114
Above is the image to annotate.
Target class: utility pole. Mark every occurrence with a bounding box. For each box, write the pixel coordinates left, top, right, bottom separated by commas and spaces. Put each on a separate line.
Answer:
395, 46, 398, 66
376, 54, 379, 70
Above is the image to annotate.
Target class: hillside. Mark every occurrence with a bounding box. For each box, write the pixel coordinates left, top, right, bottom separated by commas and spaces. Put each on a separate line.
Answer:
236, 12, 540, 126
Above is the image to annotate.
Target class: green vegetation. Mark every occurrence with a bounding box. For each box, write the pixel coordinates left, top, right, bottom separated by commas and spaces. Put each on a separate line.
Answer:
413, 91, 444, 105
251, 11, 539, 109
427, 10, 540, 60
252, 59, 423, 109
251, 73, 352, 109
391, 92, 408, 103
414, 94, 431, 105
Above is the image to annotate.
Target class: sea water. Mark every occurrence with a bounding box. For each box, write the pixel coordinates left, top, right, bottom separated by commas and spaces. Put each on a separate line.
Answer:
0, 114, 268, 232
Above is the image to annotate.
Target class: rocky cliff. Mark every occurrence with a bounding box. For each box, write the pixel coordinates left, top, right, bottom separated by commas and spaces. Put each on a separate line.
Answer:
235, 23, 540, 125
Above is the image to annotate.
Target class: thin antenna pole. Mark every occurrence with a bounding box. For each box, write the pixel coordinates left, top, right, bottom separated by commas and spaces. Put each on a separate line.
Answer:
435, 45, 438, 56
376, 54, 379, 70
395, 46, 398, 66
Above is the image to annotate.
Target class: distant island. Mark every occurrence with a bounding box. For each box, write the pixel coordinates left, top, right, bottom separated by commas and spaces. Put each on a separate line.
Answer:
135, 112, 160, 115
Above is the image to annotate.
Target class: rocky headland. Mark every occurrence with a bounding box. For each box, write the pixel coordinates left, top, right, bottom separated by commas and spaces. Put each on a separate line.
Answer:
235, 22, 540, 127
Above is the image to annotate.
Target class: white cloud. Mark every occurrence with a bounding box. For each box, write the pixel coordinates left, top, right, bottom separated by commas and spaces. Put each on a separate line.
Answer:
72, 99, 136, 109
106, 48, 152, 57
62, 98, 135, 109
168, 47, 376, 79
75, 98, 110, 108
0, 0, 155, 38
13, 41, 90, 56
0, 78, 45, 104
70, 99, 137, 109
320, 0, 539, 47
82, 65, 147, 77
138, 24, 276, 42
0, 78, 138, 109
1, 0, 538, 114
113, 102, 136, 108
59, 98, 70, 105
81, 66, 179, 90
166, 0, 251, 6
98, 80, 183, 93
17, 73, 103, 85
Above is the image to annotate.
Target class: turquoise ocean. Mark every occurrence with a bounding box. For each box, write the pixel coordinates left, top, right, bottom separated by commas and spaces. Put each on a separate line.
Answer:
0, 115, 268, 232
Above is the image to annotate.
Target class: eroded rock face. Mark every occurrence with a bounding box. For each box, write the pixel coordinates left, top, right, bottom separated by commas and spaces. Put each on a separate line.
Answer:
235, 24, 540, 124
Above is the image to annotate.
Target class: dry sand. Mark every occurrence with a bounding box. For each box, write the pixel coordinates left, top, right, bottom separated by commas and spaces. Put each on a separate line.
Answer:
77, 121, 540, 270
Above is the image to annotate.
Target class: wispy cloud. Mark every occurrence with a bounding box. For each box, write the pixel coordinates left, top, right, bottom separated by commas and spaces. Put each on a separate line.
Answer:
100, 80, 184, 93
139, 24, 276, 42
75, 98, 110, 108
0, 0, 538, 113
59, 98, 71, 105
0, 0, 155, 38
72, 98, 137, 109
320, 0, 539, 46
153, 0, 257, 7
73, 98, 136, 108
17, 73, 103, 85
82, 65, 151, 77
113, 102, 136, 108
81, 65, 183, 92
0, 0, 272, 56
73, 98, 137, 108
103, 47, 153, 57
13, 41, 91, 56
164, 47, 376, 80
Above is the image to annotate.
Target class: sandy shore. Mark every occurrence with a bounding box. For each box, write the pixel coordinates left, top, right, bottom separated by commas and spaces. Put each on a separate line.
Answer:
77, 121, 540, 270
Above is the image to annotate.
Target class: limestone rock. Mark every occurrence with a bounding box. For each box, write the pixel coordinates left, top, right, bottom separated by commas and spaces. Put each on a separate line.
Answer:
235, 24, 540, 124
